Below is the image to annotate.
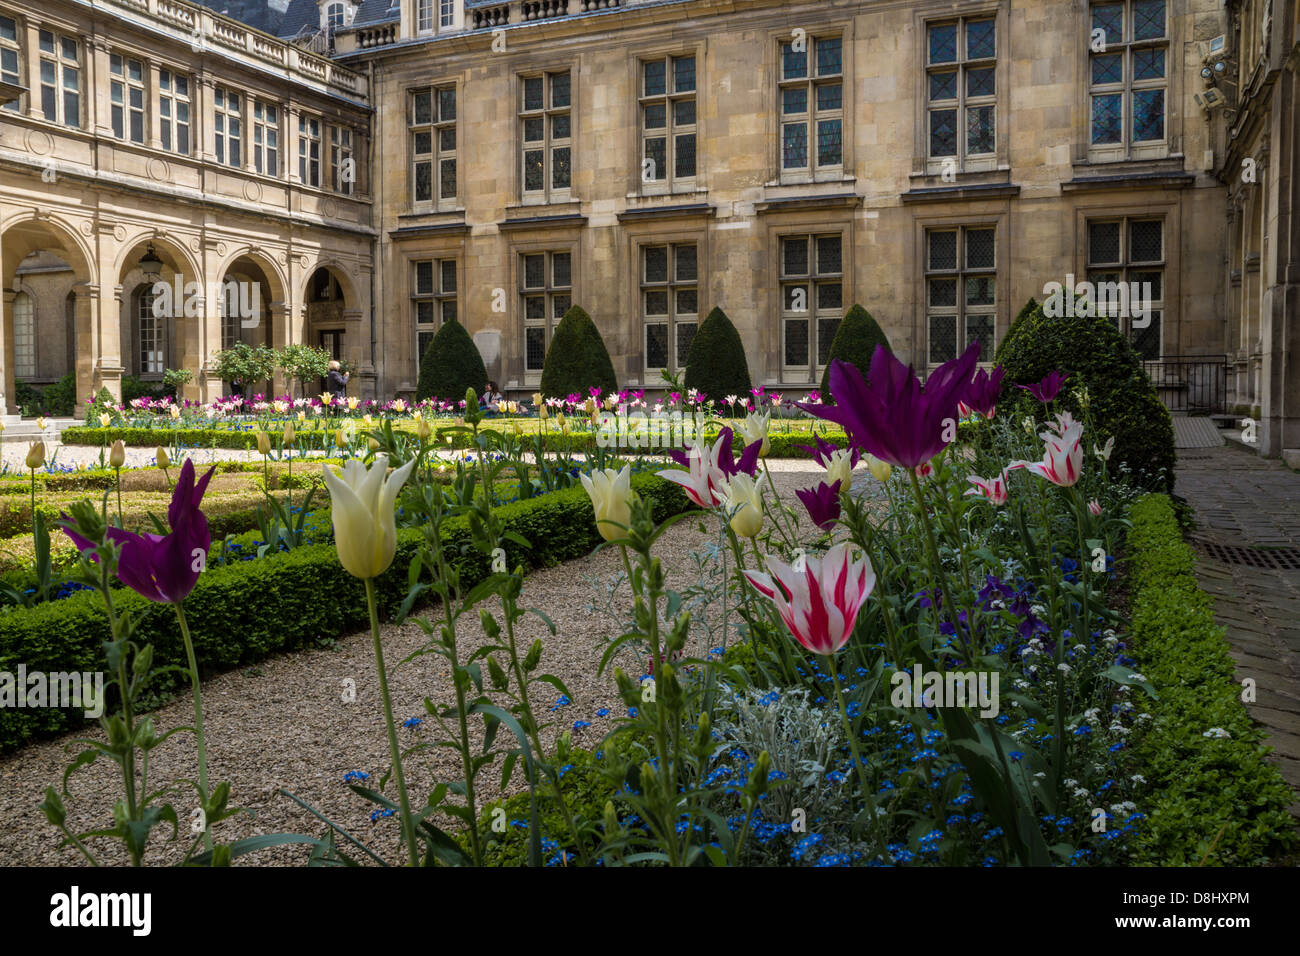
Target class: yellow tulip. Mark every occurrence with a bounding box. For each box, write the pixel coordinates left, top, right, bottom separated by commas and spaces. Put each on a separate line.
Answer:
297, 410, 307, 422
347, 397, 359, 411
256, 431, 272, 456
415, 417, 431, 440
36, 417, 47, 430
98, 413, 111, 428
539, 404, 549, 421
156, 447, 170, 470
26, 441, 46, 470
321, 455, 416, 578
738, 411, 771, 457
368, 437, 380, 452
392, 399, 407, 413
865, 454, 891, 482
283, 422, 296, 447
722, 473, 765, 539
532, 392, 544, 407
320, 393, 333, 407
169, 405, 181, 420
335, 429, 348, 447
579, 465, 633, 543
362, 414, 373, 428
109, 440, 126, 469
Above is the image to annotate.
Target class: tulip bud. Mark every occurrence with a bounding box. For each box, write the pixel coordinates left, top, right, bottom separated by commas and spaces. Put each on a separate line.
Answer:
368, 437, 380, 452
487, 655, 508, 691
532, 392, 543, 407
738, 411, 771, 457
335, 429, 348, 447
539, 404, 549, 421
320, 455, 417, 579
283, 422, 296, 447
415, 417, 431, 440
109, 440, 126, 469
256, 431, 272, 456
579, 465, 634, 543
865, 454, 892, 482
523, 639, 543, 672
26, 441, 46, 470
155, 446, 169, 470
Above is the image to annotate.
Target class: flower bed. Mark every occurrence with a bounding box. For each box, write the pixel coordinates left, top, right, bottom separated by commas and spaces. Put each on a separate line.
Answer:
0, 472, 689, 753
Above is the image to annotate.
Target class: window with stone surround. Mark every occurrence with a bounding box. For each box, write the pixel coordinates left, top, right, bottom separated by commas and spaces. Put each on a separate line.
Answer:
12, 291, 34, 378
439, 0, 455, 28
109, 53, 145, 144
1088, 1, 1168, 158
925, 17, 996, 169
213, 87, 242, 168
780, 233, 844, 381
38, 30, 80, 128
521, 250, 572, 374
639, 54, 696, 192
925, 226, 996, 365
641, 242, 698, 373
0, 16, 21, 113
778, 34, 843, 179
520, 72, 571, 203
1086, 217, 1164, 359
411, 85, 456, 206
417, 0, 434, 34
252, 100, 278, 177
159, 69, 190, 155
413, 258, 457, 368
299, 113, 321, 187
137, 286, 166, 375
330, 125, 354, 195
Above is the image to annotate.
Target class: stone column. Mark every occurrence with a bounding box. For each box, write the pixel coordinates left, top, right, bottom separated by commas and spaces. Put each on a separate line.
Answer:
71, 283, 99, 418
90, 39, 113, 138
147, 58, 163, 150
1, 288, 14, 415
95, 276, 124, 405
268, 299, 290, 396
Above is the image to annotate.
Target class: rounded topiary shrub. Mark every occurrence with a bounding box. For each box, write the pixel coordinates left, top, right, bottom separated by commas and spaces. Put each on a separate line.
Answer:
416, 318, 488, 402
995, 301, 1176, 492
818, 304, 892, 402
683, 307, 751, 401
539, 305, 618, 399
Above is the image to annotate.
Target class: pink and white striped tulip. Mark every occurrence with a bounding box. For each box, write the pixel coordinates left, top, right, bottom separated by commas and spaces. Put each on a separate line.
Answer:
656, 435, 726, 508
743, 543, 876, 656
1009, 418, 1085, 488
965, 470, 1009, 505
1088, 499, 1102, 517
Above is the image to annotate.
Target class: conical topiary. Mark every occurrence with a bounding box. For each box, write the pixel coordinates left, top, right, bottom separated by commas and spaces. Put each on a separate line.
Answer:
995, 301, 1176, 492
818, 304, 892, 402
683, 307, 751, 402
416, 318, 488, 402
995, 297, 1040, 364
539, 305, 618, 399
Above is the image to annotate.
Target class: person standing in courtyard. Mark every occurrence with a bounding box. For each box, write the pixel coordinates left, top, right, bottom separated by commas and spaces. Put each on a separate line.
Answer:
327, 361, 349, 414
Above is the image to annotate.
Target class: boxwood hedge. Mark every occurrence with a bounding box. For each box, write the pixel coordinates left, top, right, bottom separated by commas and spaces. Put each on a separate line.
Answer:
1127, 494, 1296, 865
0, 474, 689, 753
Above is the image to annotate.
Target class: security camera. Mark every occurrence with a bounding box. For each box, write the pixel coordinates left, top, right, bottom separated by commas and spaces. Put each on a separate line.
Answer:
1194, 87, 1227, 111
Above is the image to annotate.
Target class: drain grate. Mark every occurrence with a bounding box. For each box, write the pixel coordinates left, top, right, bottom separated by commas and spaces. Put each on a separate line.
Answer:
1194, 538, 1300, 570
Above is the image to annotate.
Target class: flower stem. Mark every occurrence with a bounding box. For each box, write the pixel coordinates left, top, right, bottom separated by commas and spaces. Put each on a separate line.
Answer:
365, 577, 418, 866
827, 655, 886, 860
174, 603, 212, 854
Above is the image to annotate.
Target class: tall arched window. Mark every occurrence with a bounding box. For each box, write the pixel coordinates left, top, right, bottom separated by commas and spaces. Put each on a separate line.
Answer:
12, 291, 35, 378
138, 286, 165, 374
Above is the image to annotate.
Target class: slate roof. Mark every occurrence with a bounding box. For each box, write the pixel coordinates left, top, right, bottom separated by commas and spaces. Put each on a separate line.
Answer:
352, 0, 399, 27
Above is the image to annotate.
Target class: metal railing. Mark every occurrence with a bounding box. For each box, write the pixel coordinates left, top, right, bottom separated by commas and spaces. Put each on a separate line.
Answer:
1141, 355, 1228, 414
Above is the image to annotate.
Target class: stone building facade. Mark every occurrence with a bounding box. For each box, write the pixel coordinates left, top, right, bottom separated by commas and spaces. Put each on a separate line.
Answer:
0, 0, 374, 411
1, 0, 1297, 461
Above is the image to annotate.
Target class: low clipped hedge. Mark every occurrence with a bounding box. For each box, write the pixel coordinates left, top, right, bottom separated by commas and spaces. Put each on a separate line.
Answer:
61, 427, 335, 452
0, 474, 689, 753
1127, 494, 1296, 865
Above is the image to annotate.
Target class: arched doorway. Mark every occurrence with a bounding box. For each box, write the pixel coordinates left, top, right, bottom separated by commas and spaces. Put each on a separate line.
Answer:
218, 255, 280, 399
304, 265, 355, 396
116, 236, 201, 402
1, 216, 95, 416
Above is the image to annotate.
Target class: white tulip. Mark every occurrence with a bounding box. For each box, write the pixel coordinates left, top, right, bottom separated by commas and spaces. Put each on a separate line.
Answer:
738, 411, 771, 457
579, 465, 633, 542
322, 454, 416, 579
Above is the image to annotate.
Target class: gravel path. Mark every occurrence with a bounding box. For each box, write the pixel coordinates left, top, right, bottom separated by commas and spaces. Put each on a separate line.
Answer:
0, 460, 849, 866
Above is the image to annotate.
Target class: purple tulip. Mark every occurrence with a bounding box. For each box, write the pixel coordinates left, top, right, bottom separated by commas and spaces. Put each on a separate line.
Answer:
801, 343, 981, 469
795, 480, 843, 531
64, 459, 216, 604
1017, 370, 1069, 404
667, 426, 761, 478
960, 365, 1005, 419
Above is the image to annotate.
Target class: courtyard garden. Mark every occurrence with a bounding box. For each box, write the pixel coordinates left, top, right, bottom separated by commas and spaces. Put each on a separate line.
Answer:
0, 299, 1293, 868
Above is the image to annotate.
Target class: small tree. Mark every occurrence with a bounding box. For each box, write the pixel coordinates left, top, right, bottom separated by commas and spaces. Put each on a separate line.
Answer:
417, 318, 488, 402
539, 305, 618, 399
277, 344, 332, 399
818, 304, 892, 402
212, 343, 277, 398
683, 307, 751, 402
